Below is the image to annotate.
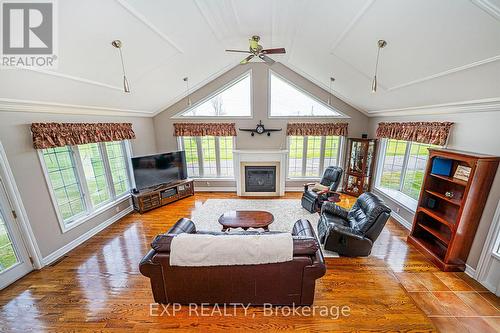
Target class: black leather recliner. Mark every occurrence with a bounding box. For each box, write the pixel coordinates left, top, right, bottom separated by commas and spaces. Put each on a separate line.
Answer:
301, 166, 343, 213
317, 192, 391, 257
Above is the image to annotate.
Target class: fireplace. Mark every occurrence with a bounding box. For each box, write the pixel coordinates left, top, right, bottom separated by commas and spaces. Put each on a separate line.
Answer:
245, 166, 276, 192
233, 150, 288, 197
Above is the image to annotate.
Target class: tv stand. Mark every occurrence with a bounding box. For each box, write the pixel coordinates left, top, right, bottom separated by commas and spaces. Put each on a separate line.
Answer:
131, 179, 194, 214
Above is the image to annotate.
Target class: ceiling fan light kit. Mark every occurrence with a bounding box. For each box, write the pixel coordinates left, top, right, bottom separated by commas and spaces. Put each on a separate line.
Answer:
225, 35, 286, 65
111, 40, 131, 93
371, 39, 387, 93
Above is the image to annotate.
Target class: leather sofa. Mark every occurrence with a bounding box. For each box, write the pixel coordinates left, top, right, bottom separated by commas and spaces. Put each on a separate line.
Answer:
317, 192, 391, 257
301, 166, 343, 213
139, 218, 326, 305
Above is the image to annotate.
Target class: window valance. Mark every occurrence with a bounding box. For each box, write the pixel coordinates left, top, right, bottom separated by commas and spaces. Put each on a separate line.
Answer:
376, 122, 453, 146
31, 122, 136, 149
286, 122, 348, 137
173, 123, 237, 137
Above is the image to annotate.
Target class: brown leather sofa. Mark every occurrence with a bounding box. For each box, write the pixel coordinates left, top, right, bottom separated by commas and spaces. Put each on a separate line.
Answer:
139, 218, 326, 305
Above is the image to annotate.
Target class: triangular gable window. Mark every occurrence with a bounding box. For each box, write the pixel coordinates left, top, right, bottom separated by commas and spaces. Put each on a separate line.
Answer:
270, 72, 344, 117
176, 73, 251, 117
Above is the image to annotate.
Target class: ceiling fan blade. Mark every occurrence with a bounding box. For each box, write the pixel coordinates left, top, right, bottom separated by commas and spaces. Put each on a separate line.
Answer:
240, 54, 255, 64
259, 54, 275, 65
225, 49, 251, 54
261, 48, 286, 54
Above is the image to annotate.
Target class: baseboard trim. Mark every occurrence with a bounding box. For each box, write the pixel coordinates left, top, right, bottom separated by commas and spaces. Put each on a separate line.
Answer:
194, 187, 237, 192
464, 264, 476, 279
42, 206, 133, 266
390, 211, 412, 230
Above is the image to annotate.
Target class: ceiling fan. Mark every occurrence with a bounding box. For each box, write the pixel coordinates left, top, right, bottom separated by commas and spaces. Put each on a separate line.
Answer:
225, 35, 286, 65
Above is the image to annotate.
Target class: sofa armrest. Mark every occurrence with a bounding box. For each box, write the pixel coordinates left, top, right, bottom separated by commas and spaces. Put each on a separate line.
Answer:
151, 218, 196, 252
292, 219, 316, 238
167, 218, 196, 235
139, 249, 159, 277
321, 202, 349, 219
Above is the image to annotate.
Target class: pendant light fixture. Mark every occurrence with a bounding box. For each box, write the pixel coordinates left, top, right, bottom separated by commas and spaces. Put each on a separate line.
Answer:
328, 77, 335, 105
371, 39, 387, 93
183, 77, 192, 106
111, 40, 130, 93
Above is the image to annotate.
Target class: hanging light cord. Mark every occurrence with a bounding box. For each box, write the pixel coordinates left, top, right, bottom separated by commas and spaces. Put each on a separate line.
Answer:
118, 48, 126, 77
374, 46, 381, 78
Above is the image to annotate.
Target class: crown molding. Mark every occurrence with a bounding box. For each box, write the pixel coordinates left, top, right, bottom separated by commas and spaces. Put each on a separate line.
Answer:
387, 54, 500, 91
114, 0, 184, 53
367, 97, 500, 117
24, 68, 123, 91
470, 0, 500, 22
0, 98, 152, 117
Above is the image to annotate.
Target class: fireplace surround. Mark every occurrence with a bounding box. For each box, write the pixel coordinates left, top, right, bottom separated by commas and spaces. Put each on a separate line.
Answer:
233, 150, 288, 196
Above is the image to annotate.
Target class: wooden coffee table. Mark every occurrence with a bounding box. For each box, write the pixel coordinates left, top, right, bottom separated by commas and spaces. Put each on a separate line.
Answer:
218, 210, 274, 232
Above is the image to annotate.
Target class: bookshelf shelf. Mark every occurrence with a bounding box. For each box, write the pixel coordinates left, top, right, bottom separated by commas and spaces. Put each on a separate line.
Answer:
408, 148, 499, 272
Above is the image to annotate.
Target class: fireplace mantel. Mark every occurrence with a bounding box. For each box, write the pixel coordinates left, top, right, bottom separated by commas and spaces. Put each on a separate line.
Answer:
233, 150, 288, 196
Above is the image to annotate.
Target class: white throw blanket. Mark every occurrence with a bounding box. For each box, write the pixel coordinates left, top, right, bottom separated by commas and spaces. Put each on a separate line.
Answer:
169, 233, 294, 267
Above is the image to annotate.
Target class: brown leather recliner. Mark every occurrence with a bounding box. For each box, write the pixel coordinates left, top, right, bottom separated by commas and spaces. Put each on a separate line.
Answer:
139, 218, 326, 305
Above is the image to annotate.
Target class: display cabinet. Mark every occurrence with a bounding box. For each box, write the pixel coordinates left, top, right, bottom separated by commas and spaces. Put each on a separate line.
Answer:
343, 138, 377, 196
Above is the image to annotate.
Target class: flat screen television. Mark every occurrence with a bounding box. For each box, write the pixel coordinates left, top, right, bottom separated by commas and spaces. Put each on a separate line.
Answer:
131, 151, 187, 190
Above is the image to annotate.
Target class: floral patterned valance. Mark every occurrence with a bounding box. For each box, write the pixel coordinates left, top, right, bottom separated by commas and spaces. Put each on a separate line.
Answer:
31, 122, 136, 149
376, 122, 453, 146
286, 122, 348, 137
173, 123, 237, 137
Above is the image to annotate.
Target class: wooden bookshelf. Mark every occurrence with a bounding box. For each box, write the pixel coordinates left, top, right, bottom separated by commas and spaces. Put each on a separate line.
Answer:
408, 148, 500, 272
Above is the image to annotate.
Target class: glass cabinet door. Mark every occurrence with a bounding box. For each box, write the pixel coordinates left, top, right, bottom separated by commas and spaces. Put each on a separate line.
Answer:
349, 141, 366, 174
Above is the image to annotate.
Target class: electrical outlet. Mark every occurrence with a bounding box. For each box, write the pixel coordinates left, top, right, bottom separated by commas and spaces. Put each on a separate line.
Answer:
115, 206, 120, 213
395, 207, 400, 214
206, 182, 210, 186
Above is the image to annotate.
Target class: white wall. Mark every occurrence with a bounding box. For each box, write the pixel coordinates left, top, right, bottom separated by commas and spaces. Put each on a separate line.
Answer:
153, 62, 370, 188
0, 110, 156, 259
368, 110, 500, 270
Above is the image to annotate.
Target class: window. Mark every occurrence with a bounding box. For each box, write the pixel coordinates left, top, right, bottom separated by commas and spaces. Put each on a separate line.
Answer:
179, 136, 234, 178
40, 141, 131, 229
175, 73, 251, 118
288, 136, 341, 178
270, 72, 344, 117
78, 143, 110, 206
377, 139, 439, 201
42, 147, 86, 221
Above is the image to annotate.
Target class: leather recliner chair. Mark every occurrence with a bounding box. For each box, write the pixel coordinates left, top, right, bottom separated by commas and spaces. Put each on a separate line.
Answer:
317, 192, 391, 257
301, 166, 343, 213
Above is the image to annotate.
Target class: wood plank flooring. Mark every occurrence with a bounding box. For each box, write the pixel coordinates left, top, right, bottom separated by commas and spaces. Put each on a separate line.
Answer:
0, 192, 498, 332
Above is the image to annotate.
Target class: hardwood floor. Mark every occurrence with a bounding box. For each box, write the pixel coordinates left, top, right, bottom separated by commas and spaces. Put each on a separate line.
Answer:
0, 192, 498, 332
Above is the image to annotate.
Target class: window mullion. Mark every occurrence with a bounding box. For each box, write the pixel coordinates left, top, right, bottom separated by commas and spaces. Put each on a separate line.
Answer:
99, 143, 116, 200
399, 142, 412, 192
302, 137, 308, 177
215, 137, 221, 177
123, 141, 135, 190
72, 146, 93, 212
196, 137, 204, 177
319, 136, 326, 176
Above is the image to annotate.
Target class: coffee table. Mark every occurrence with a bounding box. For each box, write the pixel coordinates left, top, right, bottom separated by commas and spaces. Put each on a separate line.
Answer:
218, 210, 274, 232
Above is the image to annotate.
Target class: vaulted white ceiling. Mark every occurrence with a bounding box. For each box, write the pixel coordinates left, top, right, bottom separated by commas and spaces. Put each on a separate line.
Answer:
1, 0, 499, 116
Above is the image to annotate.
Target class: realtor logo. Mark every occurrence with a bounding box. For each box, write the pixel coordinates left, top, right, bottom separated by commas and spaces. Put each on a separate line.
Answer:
1, 0, 58, 68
